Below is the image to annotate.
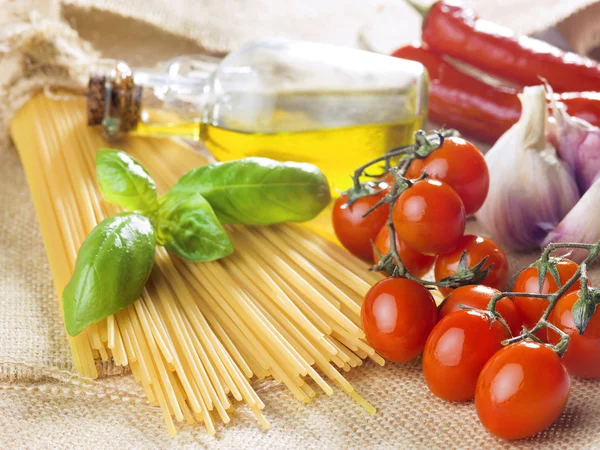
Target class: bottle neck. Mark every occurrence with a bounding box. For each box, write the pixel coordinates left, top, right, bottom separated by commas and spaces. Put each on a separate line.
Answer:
133, 70, 211, 140
88, 57, 220, 139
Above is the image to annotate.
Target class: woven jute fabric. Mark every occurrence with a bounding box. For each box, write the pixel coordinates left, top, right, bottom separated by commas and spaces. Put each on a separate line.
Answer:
2, 0, 600, 448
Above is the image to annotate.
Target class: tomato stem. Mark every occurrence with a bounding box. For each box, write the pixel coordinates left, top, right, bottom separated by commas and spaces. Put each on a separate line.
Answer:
545, 322, 571, 356
540, 242, 599, 262
350, 130, 455, 193
489, 240, 600, 355
487, 292, 553, 312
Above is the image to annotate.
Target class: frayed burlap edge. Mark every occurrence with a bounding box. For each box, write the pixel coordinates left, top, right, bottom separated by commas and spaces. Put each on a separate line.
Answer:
0, 8, 98, 145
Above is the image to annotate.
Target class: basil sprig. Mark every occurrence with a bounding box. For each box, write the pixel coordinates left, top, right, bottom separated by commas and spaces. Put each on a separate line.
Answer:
64, 151, 232, 335
62, 150, 330, 336
62, 213, 155, 336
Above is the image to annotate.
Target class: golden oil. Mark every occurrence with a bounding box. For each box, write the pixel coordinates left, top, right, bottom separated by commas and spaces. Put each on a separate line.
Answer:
134, 116, 423, 192
200, 120, 422, 192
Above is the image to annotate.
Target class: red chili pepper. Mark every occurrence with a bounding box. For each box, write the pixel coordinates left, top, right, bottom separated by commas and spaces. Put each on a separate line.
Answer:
392, 43, 519, 141
557, 92, 600, 127
392, 44, 600, 142
416, 1, 600, 93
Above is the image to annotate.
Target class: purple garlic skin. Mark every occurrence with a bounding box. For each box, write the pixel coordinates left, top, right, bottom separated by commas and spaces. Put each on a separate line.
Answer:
554, 105, 600, 194
542, 176, 600, 263
477, 86, 580, 251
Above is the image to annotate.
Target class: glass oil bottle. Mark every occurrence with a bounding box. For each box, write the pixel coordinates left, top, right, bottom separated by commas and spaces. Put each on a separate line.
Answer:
88, 39, 429, 194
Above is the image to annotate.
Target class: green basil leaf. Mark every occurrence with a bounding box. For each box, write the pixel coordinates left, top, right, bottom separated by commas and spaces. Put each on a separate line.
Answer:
62, 213, 156, 336
96, 149, 159, 214
154, 190, 233, 262
170, 157, 331, 225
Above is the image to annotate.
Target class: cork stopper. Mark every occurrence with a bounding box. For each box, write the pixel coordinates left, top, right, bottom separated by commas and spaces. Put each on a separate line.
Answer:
87, 62, 142, 137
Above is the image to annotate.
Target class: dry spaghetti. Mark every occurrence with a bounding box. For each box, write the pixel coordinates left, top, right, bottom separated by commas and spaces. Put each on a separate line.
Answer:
9, 93, 383, 434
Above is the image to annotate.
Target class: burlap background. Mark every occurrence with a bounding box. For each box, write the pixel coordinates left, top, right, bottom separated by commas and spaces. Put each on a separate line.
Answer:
2, 0, 600, 448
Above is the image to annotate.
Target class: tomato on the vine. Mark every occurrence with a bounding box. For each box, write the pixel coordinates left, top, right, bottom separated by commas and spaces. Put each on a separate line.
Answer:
332, 190, 389, 261
547, 291, 600, 378
512, 258, 583, 340
475, 341, 570, 440
439, 285, 522, 337
435, 235, 509, 296
423, 309, 510, 401
361, 277, 438, 362
373, 226, 435, 278
392, 179, 466, 256
405, 136, 489, 216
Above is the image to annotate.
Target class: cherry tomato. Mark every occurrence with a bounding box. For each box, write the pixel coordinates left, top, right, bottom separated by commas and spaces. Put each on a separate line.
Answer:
435, 235, 509, 296
423, 310, 510, 402
513, 259, 583, 340
332, 190, 389, 261
361, 277, 438, 362
392, 179, 466, 256
373, 225, 435, 278
547, 291, 600, 378
406, 137, 489, 215
475, 341, 570, 440
439, 285, 522, 337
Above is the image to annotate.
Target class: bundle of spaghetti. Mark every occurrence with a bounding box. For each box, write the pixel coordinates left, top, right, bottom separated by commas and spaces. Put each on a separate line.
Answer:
9, 93, 384, 435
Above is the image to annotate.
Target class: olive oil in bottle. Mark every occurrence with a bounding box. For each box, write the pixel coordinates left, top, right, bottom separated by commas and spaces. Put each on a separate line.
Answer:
200, 120, 421, 191
89, 39, 428, 190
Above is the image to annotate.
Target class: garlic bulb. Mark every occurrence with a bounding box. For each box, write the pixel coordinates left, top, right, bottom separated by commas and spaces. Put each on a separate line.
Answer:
476, 85, 580, 250
553, 97, 600, 194
542, 176, 600, 262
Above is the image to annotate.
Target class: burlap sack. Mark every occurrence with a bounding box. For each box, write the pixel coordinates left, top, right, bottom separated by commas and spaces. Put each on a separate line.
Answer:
2, 0, 600, 448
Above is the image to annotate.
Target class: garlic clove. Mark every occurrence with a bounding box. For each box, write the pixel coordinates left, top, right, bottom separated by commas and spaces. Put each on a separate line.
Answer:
553, 96, 600, 194
541, 176, 600, 263
476, 85, 580, 250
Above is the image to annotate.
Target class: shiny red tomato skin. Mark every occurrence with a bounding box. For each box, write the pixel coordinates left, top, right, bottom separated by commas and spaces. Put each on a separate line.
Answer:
361, 277, 438, 362
406, 137, 489, 216
392, 179, 466, 256
547, 291, 600, 378
373, 225, 435, 278
435, 235, 509, 296
423, 310, 510, 401
439, 285, 522, 337
513, 259, 582, 340
475, 341, 570, 440
332, 191, 389, 261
